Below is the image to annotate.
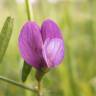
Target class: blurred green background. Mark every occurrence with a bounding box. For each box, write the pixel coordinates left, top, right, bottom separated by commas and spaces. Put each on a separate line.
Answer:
0, 0, 96, 96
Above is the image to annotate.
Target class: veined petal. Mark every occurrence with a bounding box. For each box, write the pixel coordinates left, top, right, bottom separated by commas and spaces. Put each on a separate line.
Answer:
42, 38, 64, 68
41, 19, 62, 42
18, 21, 44, 69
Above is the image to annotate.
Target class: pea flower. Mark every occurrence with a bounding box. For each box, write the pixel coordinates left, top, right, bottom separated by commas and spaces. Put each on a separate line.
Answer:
18, 19, 64, 70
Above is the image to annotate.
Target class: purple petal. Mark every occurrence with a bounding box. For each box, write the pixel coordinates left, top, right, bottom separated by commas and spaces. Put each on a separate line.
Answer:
41, 19, 63, 42
18, 21, 45, 69
42, 38, 64, 68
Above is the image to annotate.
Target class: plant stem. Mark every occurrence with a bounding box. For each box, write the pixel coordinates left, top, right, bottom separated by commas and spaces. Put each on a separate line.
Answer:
37, 81, 41, 96
25, 0, 33, 20
0, 76, 37, 92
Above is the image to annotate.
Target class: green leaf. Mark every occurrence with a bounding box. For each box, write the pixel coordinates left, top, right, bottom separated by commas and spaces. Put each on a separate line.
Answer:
0, 17, 14, 63
22, 61, 32, 82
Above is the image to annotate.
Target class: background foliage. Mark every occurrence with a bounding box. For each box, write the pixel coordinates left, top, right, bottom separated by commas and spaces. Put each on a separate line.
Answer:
0, 0, 96, 96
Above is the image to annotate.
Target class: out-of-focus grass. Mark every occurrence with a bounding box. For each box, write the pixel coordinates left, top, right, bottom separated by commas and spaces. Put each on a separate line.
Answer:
0, 0, 96, 96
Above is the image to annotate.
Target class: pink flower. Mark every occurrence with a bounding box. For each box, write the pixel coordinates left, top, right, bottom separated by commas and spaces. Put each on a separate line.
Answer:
18, 19, 64, 70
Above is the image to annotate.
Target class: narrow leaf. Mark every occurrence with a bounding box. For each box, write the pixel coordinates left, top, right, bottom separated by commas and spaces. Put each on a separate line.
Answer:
0, 17, 14, 63
22, 61, 32, 82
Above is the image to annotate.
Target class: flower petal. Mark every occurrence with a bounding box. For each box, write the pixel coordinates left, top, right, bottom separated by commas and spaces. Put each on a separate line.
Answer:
18, 21, 44, 69
41, 19, 62, 42
42, 38, 64, 68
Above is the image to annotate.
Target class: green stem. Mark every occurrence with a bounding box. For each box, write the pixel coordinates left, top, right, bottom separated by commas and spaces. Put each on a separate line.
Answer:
37, 81, 41, 96
0, 76, 37, 92
25, 0, 33, 20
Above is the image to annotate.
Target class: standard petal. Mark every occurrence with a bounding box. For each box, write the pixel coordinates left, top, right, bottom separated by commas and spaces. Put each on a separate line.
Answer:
41, 19, 62, 42
18, 21, 44, 69
42, 38, 64, 68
